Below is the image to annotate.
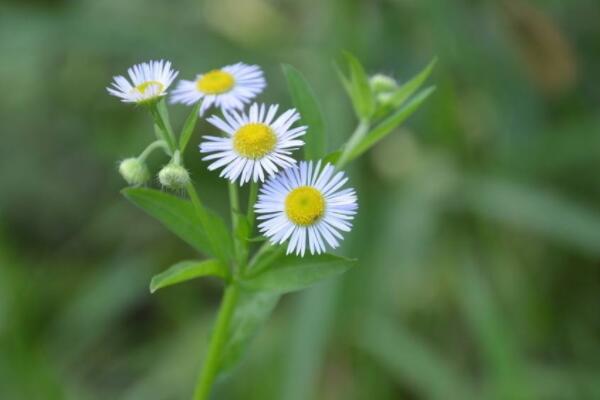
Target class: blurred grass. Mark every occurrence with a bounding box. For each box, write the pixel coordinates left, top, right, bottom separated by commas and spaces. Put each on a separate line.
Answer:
2, 0, 600, 399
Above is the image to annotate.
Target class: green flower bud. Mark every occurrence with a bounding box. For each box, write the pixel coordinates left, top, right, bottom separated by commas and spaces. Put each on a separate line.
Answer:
158, 163, 190, 190
119, 157, 150, 186
376, 92, 395, 105
369, 74, 398, 94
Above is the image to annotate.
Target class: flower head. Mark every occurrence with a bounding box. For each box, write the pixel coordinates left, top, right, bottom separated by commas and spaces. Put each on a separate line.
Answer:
200, 103, 306, 185
118, 158, 150, 186
158, 163, 191, 190
171, 62, 265, 115
255, 161, 358, 256
107, 60, 178, 104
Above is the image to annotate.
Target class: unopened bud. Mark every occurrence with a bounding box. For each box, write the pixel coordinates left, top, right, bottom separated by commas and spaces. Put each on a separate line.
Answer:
119, 158, 150, 186
370, 74, 398, 94
158, 163, 190, 190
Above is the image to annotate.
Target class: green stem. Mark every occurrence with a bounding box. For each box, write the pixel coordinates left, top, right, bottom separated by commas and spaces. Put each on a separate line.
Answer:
336, 119, 370, 169
246, 181, 258, 233
228, 182, 247, 271
138, 140, 170, 161
149, 101, 177, 152
185, 182, 229, 268
193, 283, 240, 400
186, 182, 208, 220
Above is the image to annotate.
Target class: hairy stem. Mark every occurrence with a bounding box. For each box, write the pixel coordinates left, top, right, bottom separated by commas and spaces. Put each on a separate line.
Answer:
228, 182, 248, 272
247, 181, 258, 234
336, 119, 370, 169
193, 283, 240, 400
138, 139, 170, 160
148, 100, 177, 152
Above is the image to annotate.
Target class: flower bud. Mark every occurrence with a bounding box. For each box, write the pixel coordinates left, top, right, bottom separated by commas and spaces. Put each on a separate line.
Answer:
119, 157, 150, 186
369, 74, 398, 94
158, 163, 190, 190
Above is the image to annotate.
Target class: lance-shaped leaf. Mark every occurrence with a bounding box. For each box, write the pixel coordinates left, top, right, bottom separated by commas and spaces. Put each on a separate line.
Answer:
282, 64, 326, 160
386, 58, 437, 111
323, 150, 341, 165
179, 102, 201, 152
337, 51, 375, 120
150, 259, 229, 293
122, 188, 233, 261
218, 290, 280, 375
348, 86, 436, 161
243, 253, 356, 293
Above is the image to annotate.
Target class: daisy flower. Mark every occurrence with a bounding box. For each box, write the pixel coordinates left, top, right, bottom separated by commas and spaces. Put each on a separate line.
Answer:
200, 103, 306, 185
170, 62, 266, 115
107, 60, 178, 104
255, 161, 358, 256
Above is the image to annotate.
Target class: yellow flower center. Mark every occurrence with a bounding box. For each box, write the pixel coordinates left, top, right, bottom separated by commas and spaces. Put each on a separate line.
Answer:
285, 186, 326, 226
233, 123, 277, 159
196, 70, 235, 94
134, 80, 164, 95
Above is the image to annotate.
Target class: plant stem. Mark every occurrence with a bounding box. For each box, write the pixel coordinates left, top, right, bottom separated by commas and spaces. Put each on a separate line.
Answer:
138, 139, 170, 160
186, 182, 208, 220
228, 182, 247, 271
185, 182, 229, 268
247, 181, 258, 233
336, 119, 370, 169
148, 100, 177, 152
193, 283, 240, 400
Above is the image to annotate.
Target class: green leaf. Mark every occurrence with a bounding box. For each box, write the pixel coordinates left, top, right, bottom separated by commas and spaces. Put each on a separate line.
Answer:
246, 236, 267, 243
234, 211, 250, 241
243, 253, 356, 293
204, 206, 235, 264
387, 58, 437, 110
348, 86, 436, 161
282, 64, 326, 160
322, 150, 341, 165
150, 259, 228, 293
245, 243, 285, 278
122, 188, 232, 260
338, 51, 375, 120
179, 102, 201, 152
219, 290, 280, 374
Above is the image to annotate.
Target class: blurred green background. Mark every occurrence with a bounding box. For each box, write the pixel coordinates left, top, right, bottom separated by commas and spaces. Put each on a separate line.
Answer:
2, 0, 600, 399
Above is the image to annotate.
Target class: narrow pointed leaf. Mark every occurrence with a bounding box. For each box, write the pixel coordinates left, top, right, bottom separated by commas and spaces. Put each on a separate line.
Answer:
387, 58, 437, 110
282, 64, 326, 160
246, 243, 285, 278
179, 102, 201, 152
122, 188, 233, 260
243, 253, 356, 293
341, 51, 375, 119
234, 211, 251, 241
150, 259, 228, 293
323, 150, 341, 165
219, 290, 280, 374
349, 86, 435, 161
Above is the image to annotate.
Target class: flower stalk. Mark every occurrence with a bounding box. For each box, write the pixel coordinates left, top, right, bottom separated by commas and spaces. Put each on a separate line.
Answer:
193, 283, 240, 400
336, 119, 370, 169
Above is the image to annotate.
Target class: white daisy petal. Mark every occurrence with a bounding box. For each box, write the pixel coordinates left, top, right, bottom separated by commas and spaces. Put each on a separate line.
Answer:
200, 102, 307, 185
107, 60, 178, 104
170, 62, 266, 115
254, 161, 358, 256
